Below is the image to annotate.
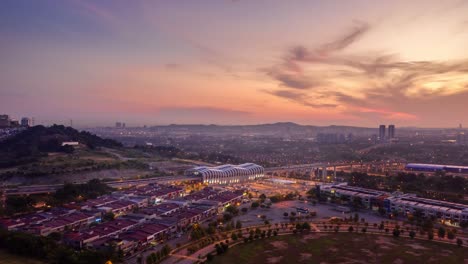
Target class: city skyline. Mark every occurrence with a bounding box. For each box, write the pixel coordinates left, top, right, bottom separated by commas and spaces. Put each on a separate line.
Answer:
2, 0, 468, 127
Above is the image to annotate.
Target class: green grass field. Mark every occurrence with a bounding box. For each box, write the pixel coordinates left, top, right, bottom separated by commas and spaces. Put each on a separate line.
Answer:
0, 250, 44, 264
211, 233, 466, 264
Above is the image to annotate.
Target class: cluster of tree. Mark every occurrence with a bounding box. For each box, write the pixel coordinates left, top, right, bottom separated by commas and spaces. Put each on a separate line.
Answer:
206, 242, 229, 262
2, 195, 37, 216
294, 222, 311, 232
214, 242, 229, 255
345, 172, 467, 204
53, 179, 114, 204
221, 205, 240, 223
134, 144, 242, 164
145, 245, 171, 264
0, 159, 148, 180
0, 125, 122, 168
269, 192, 299, 203
243, 227, 278, 243
0, 229, 122, 264
187, 237, 215, 254
2, 179, 114, 216
361, 143, 468, 165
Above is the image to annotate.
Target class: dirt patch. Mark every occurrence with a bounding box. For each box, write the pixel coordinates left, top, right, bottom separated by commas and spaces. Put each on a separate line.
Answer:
340, 257, 368, 264
353, 237, 363, 242
438, 249, 453, 257
328, 247, 339, 253
404, 251, 421, 257
360, 249, 375, 257
299, 253, 312, 261
270, 241, 288, 250
375, 236, 397, 248
266, 256, 283, 263
302, 233, 328, 240
406, 243, 428, 250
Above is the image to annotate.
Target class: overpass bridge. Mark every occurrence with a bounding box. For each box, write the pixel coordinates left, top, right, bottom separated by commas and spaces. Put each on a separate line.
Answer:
264, 161, 406, 179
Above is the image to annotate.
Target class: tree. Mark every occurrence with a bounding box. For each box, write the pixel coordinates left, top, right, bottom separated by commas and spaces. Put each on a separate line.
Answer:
225, 205, 239, 216
378, 207, 387, 216
283, 212, 289, 218
428, 231, 434, 240
103, 212, 115, 221
352, 197, 363, 209
392, 229, 400, 237
190, 225, 206, 241
447, 230, 455, 240
348, 226, 354, 232
241, 207, 248, 213
235, 220, 242, 229
251, 202, 259, 209
259, 193, 267, 202
456, 238, 463, 247
437, 227, 445, 239
223, 213, 233, 222
353, 213, 359, 223
231, 233, 238, 241
409, 230, 416, 239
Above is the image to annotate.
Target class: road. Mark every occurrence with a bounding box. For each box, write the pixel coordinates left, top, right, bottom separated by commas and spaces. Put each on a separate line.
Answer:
3, 175, 201, 196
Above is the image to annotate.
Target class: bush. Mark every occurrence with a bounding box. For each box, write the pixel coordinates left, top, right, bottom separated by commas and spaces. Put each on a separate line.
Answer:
231, 233, 238, 241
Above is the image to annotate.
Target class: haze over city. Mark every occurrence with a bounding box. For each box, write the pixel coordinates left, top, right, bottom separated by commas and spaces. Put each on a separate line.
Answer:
2, 0, 468, 127
2, 2, 468, 264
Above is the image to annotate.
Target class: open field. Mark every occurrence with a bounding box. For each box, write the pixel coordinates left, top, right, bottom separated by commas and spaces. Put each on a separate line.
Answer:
0, 250, 44, 264
210, 233, 467, 264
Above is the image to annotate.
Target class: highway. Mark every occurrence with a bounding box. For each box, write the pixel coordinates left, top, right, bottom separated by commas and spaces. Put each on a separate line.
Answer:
2, 175, 200, 196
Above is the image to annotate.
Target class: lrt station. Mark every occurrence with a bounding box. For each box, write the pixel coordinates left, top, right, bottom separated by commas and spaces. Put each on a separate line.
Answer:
185, 163, 265, 185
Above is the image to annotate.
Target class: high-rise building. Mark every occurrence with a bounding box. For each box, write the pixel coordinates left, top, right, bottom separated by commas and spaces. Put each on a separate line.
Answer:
379, 125, 386, 141
457, 132, 466, 145
21, 117, 31, 127
122, 122, 126, 128
115, 122, 122, 128
0, 115, 10, 128
388, 125, 395, 139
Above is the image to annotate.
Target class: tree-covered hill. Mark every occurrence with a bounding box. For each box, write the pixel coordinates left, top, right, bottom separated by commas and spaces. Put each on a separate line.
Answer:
0, 125, 122, 168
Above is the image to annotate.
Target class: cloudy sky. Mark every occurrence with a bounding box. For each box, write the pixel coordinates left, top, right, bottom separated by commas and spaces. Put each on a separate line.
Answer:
1, 0, 468, 127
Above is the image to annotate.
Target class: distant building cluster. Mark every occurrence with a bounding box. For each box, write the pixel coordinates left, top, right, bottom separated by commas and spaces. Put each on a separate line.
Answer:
185, 163, 265, 184
115, 122, 126, 128
318, 183, 468, 225
378, 124, 396, 142
316, 133, 353, 144
0, 114, 32, 128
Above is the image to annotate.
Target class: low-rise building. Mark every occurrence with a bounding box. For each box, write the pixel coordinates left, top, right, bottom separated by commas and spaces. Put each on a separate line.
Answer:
384, 193, 468, 225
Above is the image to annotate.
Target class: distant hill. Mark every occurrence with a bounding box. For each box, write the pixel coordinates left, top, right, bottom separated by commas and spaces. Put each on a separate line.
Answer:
148, 122, 376, 136
0, 125, 122, 168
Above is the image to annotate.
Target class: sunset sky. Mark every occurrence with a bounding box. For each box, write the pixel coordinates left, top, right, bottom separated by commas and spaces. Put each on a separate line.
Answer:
2, 0, 468, 127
